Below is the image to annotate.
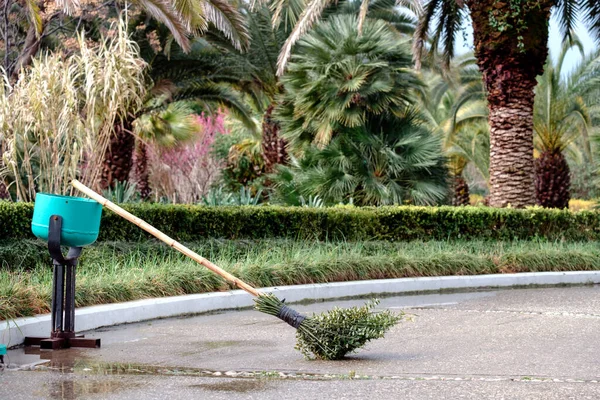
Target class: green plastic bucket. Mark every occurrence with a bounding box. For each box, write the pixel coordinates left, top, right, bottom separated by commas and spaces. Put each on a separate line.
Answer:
31, 193, 102, 247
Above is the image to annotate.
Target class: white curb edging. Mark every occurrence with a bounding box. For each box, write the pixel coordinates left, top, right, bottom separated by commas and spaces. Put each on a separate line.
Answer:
2, 271, 599, 347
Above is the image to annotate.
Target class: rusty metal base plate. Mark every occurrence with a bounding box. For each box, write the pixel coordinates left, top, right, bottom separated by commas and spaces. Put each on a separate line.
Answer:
24, 335, 101, 350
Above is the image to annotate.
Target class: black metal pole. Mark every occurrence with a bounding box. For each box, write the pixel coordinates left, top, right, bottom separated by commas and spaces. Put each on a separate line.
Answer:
53, 261, 65, 334
64, 263, 75, 332
50, 262, 58, 333
49, 215, 64, 334
64, 247, 81, 334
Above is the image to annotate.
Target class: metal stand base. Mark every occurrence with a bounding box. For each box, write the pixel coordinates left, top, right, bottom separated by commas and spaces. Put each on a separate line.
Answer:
24, 215, 101, 350
24, 336, 100, 350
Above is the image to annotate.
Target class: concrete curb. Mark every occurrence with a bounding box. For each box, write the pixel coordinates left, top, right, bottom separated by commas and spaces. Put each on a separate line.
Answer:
2, 271, 600, 347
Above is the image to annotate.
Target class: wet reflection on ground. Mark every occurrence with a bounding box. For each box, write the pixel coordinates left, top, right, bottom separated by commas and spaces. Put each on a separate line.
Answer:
43, 379, 140, 400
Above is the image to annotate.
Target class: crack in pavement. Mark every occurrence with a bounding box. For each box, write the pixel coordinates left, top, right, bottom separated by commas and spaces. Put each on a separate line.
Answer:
16, 363, 599, 385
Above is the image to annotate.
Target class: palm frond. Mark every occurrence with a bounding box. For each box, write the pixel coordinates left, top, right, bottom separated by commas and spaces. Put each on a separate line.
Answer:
276, 0, 334, 75
556, 32, 584, 73
133, 0, 192, 52
413, 0, 466, 69
25, 0, 44, 36
555, 0, 579, 43
412, 0, 441, 70
396, 0, 422, 16
440, 0, 464, 68
173, 0, 209, 32
271, 0, 306, 29
201, 0, 250, 51
322, 0, 416, 36
583, 0, 600, 42
178, 81, 256, 129
134, 101, 200, 147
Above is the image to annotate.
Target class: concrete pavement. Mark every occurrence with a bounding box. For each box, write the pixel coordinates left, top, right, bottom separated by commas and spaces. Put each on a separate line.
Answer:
1, 286, 600, 399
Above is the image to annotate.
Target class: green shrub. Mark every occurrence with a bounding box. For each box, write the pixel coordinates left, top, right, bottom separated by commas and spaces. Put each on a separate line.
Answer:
1, 202, 600, 242
0, 202, 34, 239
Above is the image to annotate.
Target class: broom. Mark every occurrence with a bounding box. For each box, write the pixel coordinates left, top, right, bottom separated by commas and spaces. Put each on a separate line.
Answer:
71, 180, 401, 359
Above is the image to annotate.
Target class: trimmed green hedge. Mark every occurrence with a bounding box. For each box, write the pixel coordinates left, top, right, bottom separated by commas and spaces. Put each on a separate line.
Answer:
1, 201, 599, 242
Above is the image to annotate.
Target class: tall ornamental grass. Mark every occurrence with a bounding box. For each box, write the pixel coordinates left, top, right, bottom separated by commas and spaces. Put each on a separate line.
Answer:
0, 17, 146, 201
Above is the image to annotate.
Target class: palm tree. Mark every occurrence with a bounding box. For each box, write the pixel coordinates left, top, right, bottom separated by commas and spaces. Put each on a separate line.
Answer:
101, 9, 276, 193
100, 45, 256, 189
276, 14, 423, 148
8, 0, 249, 79
533, 39, 600, 208
230, 0, 415, 174
271, 0, 420, 75
412, 0, 600, 208
6, 1, 249, 192
321, 0, 417, 35
273, 110, 449, 206
173, 0, 416, 189
98, 9, 253, 190
419, 54, 489, 205
237, 5, 289, 173
145, 4, 287, 180
273, 15, 448, 205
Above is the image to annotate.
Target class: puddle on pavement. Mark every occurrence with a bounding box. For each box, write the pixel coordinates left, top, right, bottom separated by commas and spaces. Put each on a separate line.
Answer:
190, 380, 267, 393
42, 379, 139, 400
5, 347, 92, 371
9, 355, 358, 382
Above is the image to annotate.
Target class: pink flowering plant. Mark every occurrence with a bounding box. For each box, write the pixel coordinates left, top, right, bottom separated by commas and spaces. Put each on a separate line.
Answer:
148, 112, 227, 203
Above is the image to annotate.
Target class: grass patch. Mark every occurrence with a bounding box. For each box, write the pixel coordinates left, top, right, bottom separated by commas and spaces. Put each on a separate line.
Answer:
2, 239, 600, 320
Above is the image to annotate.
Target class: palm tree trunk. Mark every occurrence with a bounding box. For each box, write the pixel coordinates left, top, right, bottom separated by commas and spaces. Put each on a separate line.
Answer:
133, 140, 151, 199
100, 119, 135, 189
261, 104, 288, 173
467, 0, 553, 208
487, 91, 536, 208
452, 175, 470, 206
0, 181, 8, 199
535, 150, 570, 209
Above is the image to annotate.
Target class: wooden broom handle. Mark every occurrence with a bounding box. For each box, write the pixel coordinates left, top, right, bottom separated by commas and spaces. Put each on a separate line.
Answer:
71, 180, 261, 297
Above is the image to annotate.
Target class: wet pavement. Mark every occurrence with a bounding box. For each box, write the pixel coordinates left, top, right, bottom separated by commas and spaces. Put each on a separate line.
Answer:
1, 286, 600, 399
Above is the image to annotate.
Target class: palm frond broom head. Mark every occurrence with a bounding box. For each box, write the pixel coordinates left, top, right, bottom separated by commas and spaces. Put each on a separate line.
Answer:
254, 293, 402, 360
